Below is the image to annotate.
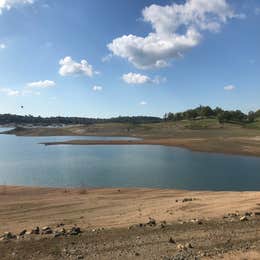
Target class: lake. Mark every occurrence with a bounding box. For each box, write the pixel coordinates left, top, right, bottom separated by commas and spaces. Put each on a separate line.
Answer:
0, 129, 260, 190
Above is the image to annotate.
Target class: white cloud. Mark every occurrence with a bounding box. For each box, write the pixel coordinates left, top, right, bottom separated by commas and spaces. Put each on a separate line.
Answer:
140, 101, 147, 105
27, 80, 56, 89
122, 72, 166, 85
108, 0, 242, 69
0, 43, 6, 49
122, 73, 152, 84
92, 85, 103, 91
59, 56, 96, 77
224, 84, 236, 91
101, 54, 113, 63
0, 0, 34, 14
0, 87, 20, 96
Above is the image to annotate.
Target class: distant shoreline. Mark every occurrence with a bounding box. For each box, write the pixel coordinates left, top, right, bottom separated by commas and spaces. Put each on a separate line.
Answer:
40, 138, 260, 158
2, 123, 260, 158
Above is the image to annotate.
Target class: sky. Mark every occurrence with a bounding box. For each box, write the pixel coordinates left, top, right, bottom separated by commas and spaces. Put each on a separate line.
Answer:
0, 0, 259, 118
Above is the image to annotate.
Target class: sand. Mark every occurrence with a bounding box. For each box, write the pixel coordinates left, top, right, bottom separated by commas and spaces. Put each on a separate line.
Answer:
1, 186, 260, 233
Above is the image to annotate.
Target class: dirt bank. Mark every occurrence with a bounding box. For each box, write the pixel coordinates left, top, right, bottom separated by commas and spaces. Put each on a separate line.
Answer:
1, 186, 260, 259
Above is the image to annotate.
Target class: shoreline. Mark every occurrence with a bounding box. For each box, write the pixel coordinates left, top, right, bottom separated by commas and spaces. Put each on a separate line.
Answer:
1, 185, 260, 232
41, 138, 260, 158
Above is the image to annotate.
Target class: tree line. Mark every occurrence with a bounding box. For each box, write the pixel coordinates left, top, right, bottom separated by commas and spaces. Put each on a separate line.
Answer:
164, 106, 260, 124
0, 114, 162, 125
0, 106, 259, 126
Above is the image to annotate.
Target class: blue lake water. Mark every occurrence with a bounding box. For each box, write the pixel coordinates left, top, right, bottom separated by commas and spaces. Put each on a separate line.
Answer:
0, 129, 260, 191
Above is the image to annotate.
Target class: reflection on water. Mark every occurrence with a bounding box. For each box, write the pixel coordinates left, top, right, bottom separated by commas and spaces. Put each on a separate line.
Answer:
0, 132, 260, 191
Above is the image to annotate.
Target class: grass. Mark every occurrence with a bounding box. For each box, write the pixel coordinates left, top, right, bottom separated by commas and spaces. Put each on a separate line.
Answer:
244, 117, 260, 130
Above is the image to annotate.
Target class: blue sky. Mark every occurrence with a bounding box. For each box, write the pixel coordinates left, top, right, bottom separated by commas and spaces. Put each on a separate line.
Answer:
0, 0, 259, 117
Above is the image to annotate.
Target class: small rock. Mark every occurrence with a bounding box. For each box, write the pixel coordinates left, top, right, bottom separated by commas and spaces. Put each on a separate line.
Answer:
147, 217, 156, 226
240, 216, 248, 222
69, 226, 81, 235
19, 230, 27, 236
169, 237, 176, 244
0, 232, 16, 240
31, 226, 40, 235
41, 226, 53, 235
185, 243, 193, 249
182, 198, 193, 203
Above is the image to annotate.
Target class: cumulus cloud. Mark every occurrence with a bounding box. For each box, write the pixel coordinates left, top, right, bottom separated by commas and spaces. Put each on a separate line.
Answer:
122, 73, 152, 84
27, 80, 56, 88
92, 85, 103, 91
140, 101, 147, 105
0, 0, 34, 14
59, 56, 96, 77
108, 0, 242, 69
0, 87, 20, 96
0, 43, 6, 49
122, 72, 166, 84
224, 84, 236, 91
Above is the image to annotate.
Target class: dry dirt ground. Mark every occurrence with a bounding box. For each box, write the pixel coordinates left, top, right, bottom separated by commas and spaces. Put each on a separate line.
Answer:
1, 186, 260, 259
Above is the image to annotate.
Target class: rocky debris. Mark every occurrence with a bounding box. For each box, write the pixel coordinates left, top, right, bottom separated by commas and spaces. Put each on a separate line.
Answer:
69, 226, 81, 236
41, 226, 53, 235
147, 217, 156, 226
177, 243, 193, 251
54, 228, 66, 238
19, 229, 27, 236
182, 198, 196, 203
223, 212, 253, 222
160, 220, 167, 228
30, 226, 40, 235
0, 232, 16, 241
240, 216, 248, 222
129, 218, 160, 229
190, 219, 202, 225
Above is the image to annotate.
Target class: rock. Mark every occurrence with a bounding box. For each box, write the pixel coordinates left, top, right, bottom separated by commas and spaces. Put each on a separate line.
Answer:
19, 230, 27, 236
182, 198, 193, 203
31, 226, 40, 235
54, 228, 66, 237
176, 243, 193, 251
69, 226, 81, 236
177, 244, 185, 251
244, 212, 252, 217
240, 216, 248, 222
190, 219, 202, 225
41, 226, 53, 234
147, 217, 156, 226
77, 255, 84, 259
0, 232, 16, 240
254, 212, 260, 216
169, 237, 176, 244
185, 243, 193, 249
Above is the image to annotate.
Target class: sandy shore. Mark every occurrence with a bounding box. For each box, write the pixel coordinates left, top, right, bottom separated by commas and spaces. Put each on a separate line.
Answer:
1, 186, 260, 233
1, 186, 260, 259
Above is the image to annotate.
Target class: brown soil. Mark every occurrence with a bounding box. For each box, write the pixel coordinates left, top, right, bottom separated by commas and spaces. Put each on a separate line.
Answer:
1, 186, 260, 259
